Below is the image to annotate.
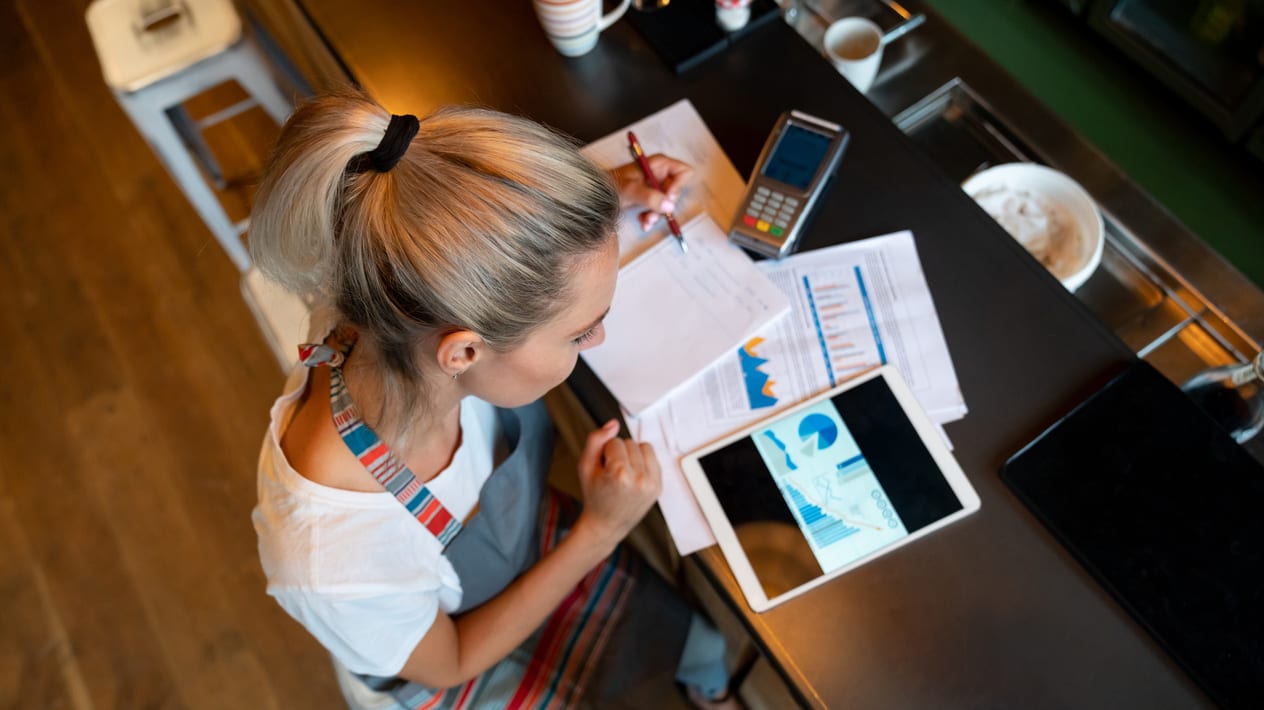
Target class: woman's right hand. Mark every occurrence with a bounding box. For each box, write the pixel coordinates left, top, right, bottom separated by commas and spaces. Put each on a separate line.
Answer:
610, 154, 694, 232
574, 419, 662, 547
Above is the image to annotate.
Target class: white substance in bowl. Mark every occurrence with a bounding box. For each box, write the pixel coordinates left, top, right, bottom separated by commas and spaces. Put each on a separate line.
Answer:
971, 184, 1082, 282
963, 163, 1104, 292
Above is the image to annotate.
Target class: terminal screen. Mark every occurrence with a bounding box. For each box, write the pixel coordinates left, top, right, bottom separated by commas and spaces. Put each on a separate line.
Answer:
761, 124, 833, 190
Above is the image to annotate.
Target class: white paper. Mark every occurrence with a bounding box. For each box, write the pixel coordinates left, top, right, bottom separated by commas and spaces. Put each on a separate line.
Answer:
647, 231, 967, 555
581, 99, 746, 264
581, 215, 789, 417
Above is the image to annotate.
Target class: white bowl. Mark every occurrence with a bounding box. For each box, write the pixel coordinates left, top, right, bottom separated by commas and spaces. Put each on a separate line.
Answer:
962, 163, 1104, 292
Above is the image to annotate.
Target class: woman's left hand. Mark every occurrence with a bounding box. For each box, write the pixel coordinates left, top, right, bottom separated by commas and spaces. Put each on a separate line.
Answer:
610, 154, 694, 232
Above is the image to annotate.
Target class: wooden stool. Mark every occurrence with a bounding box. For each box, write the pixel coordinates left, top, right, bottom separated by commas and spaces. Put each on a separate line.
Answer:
86, 0, 297, 271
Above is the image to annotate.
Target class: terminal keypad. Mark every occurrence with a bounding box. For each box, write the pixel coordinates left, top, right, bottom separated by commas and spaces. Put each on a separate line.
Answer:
743, 186, 798, 238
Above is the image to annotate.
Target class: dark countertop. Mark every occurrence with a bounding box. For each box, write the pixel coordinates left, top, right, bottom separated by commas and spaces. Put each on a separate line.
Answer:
295, 2, 1209, 705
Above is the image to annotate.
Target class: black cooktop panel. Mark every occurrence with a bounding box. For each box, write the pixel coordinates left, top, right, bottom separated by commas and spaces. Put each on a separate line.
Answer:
1002, 360, 1264, 707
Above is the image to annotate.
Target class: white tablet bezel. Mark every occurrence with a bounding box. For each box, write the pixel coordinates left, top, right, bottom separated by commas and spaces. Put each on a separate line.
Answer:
679, 365, 980, 613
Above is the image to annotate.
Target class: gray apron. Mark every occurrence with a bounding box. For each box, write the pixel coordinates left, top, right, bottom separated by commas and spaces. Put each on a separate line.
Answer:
373, 400, 693, 709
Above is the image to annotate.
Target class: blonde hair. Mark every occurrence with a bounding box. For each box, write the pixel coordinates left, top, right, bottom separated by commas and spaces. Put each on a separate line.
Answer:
250, 90, 619, 438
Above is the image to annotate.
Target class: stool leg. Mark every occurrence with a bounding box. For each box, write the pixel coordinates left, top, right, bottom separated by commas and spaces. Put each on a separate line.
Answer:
117, 92, 252, 271
167, 103, 227, 189
224, 40, 294, 126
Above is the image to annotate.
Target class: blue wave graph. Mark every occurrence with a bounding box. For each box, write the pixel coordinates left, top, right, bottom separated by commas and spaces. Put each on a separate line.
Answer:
785, 484, 859, 547
763, 431, 798, 472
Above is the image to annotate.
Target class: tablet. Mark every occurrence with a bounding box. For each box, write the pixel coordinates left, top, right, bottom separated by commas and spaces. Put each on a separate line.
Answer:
680, 366, 980, 612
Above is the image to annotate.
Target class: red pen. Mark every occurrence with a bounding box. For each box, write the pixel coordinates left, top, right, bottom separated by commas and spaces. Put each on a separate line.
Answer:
627, 131, 687, 253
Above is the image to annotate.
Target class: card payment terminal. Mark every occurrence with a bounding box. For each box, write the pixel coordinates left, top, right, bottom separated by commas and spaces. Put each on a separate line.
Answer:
729, 111, 849, 258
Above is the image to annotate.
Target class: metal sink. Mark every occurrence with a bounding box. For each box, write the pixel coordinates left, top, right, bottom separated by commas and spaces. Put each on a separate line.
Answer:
893, 79, 1255, 384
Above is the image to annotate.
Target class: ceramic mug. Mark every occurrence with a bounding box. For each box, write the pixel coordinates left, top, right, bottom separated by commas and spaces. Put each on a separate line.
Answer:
823, 17, 883, 93
533, 0, 632, 57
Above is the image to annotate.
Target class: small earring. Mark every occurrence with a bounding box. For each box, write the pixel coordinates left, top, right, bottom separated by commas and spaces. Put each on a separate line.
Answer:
452, 370, 464, 381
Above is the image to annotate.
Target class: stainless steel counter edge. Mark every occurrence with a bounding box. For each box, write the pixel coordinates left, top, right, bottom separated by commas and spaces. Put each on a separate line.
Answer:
854, 0, 1264, 350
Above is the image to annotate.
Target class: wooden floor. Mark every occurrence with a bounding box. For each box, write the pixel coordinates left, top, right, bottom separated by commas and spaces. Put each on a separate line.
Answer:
0, 3, 811, 708
0, 1, 343, 707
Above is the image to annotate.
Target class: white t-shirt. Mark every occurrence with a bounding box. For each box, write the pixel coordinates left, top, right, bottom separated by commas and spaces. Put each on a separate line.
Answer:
253, 363, 501, 677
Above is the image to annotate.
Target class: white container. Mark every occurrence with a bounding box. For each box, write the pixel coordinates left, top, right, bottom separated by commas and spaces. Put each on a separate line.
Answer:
823, 17, 883, 93
715, 0, 751, 31
533, 0, 631, 57
963, 163, 1105, 292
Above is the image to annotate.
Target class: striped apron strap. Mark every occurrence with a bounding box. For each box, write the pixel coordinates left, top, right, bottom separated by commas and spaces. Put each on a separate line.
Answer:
298, 339, 463, 547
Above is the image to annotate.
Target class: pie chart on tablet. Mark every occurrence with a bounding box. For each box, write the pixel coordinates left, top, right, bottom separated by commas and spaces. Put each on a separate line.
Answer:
797, 413, 838, 455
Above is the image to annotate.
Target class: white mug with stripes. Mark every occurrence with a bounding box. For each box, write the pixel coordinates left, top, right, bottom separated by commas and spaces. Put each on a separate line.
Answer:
533, 0, 632, 57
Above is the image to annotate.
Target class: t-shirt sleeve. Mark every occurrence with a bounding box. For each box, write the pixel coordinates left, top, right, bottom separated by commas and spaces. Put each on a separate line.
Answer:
275, 587, 442, 677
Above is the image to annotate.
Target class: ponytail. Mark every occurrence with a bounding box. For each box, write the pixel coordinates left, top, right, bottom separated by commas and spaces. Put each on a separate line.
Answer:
250, 90, 387, 296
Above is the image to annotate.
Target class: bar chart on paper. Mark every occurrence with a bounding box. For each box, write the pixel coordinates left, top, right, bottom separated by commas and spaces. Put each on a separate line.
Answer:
801, 266, 887, 387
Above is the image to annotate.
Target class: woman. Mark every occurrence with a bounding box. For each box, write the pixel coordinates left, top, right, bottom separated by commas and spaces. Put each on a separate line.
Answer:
250, 91, 737, 709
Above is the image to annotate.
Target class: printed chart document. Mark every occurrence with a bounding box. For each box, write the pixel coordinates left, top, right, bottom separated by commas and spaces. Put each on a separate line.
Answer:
582, 99, 745, 264
644, 230, 967, 555
581, 214, 789, 417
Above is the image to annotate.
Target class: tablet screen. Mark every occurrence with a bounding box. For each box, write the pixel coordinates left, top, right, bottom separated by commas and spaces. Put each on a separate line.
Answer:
697, 376, 962, 600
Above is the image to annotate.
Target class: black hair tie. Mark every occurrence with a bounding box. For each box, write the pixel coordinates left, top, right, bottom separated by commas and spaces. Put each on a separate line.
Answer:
348, 114, 420, 174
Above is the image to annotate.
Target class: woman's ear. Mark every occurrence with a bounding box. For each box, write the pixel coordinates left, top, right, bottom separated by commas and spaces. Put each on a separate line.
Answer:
435, 329, 483, 378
